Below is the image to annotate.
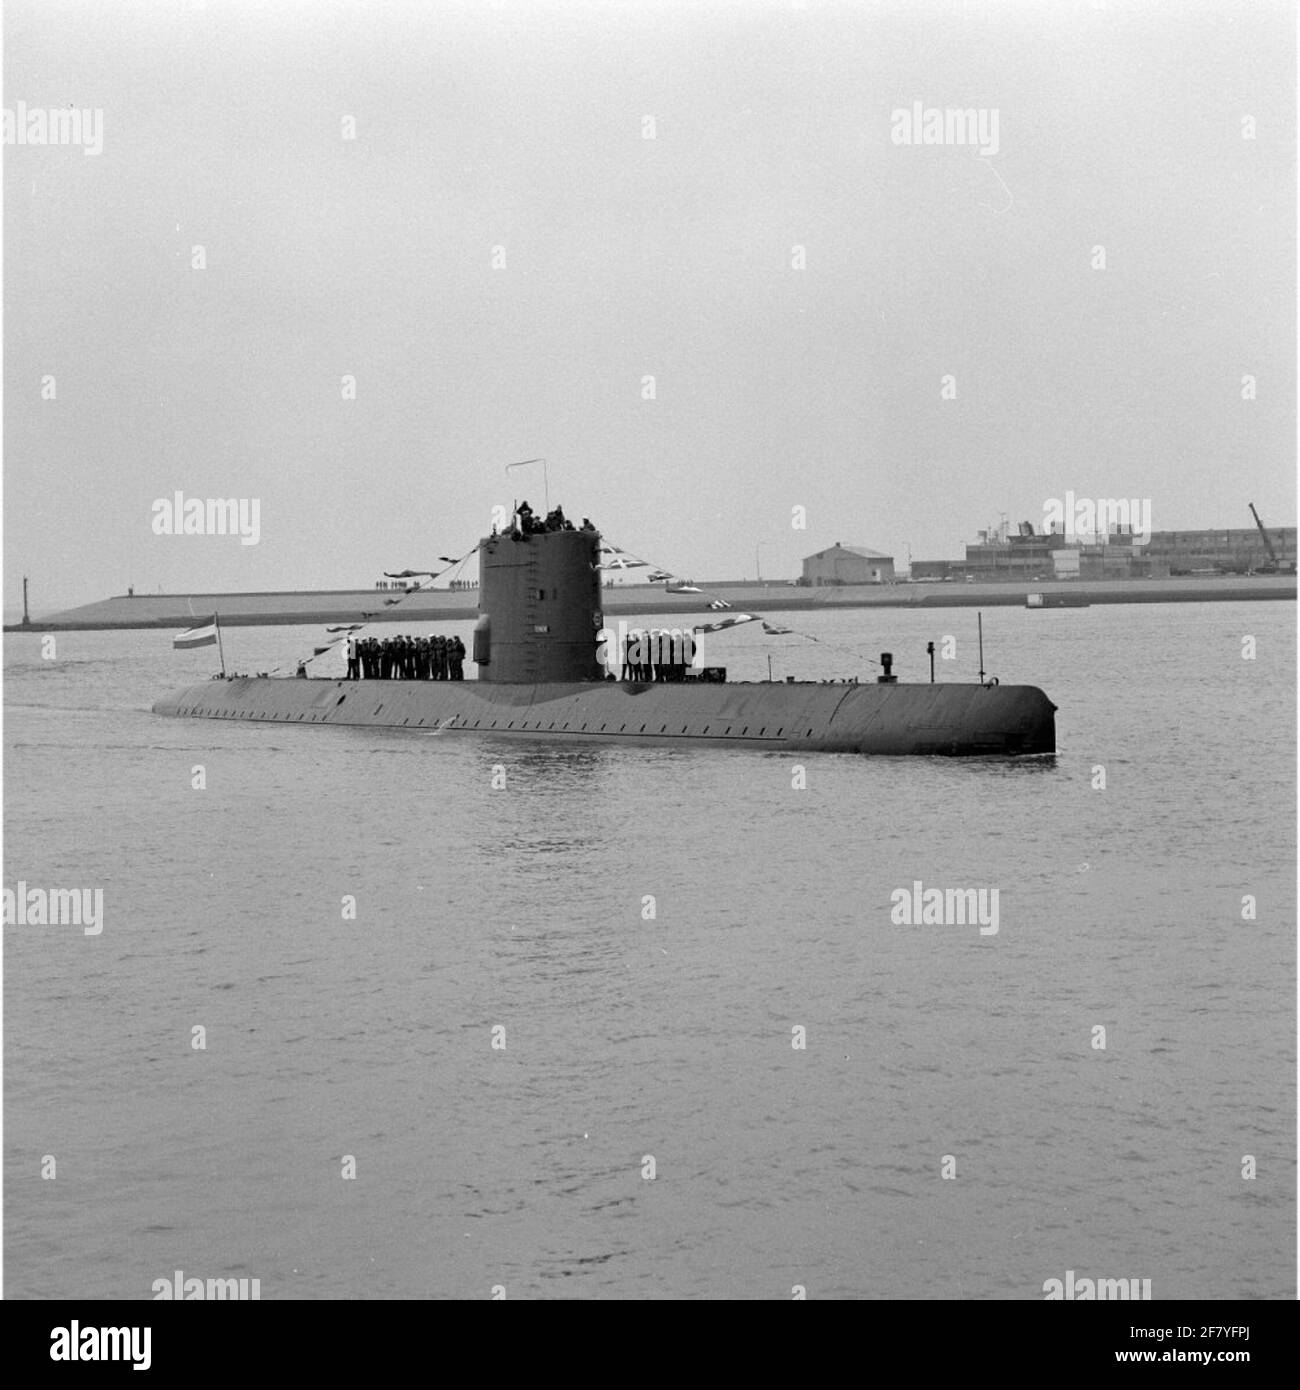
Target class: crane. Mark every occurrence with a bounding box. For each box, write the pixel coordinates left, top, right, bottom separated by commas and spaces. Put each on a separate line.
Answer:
1248, 503, 1295, 574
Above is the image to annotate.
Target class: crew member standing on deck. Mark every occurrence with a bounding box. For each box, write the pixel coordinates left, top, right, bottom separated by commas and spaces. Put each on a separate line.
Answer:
450, 636, 465, 680
346, 635, 359, 680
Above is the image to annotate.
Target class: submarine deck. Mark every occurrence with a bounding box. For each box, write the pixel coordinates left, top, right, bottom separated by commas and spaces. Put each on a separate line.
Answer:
153, 675, 1056, 756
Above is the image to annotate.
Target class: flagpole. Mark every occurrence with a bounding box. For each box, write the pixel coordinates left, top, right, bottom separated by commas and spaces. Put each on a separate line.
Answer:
214, 612, 227, 677
505, 458, 548, 517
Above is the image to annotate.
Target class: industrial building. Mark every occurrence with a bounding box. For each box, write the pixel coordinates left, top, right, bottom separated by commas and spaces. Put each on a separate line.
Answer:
963, 524, 1166, 580
910, 519, 1296, 582
801, 544, 896, 586
962, 522, 1062, 580
1143, 527, 1296, 574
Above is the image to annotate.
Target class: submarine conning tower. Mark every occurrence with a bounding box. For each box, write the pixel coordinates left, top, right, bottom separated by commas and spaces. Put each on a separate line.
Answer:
473, 524, 604, 683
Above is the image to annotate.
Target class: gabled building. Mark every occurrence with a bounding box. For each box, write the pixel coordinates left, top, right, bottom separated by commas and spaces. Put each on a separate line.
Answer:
802, 544, 895, 586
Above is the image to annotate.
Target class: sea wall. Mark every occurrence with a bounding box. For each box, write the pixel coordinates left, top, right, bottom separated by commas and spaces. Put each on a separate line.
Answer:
16, 574, 1295, 632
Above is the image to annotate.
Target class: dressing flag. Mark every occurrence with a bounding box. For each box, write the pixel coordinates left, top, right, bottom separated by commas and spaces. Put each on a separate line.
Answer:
693, 614, 758, 634
762, 621, 793, 635
599, 555, 647, 570
173, 616, 219, 649
667, 582, 702, 593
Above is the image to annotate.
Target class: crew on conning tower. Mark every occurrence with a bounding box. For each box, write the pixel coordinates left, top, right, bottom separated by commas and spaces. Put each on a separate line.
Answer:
511, 500, 578, 536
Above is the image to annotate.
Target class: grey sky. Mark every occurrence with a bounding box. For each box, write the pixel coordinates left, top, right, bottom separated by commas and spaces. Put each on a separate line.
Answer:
4, 0, 1294, 611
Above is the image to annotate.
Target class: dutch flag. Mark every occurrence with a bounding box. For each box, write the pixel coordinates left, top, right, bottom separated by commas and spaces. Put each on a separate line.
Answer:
173, 616, 219, 649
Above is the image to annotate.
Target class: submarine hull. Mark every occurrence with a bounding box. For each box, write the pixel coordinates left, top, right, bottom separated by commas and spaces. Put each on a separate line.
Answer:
153, 677, 1056, 755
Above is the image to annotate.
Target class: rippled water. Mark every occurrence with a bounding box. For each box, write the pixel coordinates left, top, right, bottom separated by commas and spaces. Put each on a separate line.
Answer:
4, 602, 1294, 1299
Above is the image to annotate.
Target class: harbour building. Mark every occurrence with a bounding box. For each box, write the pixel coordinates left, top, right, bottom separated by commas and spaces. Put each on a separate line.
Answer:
911, 520, 1296, 581
801, 544, 896, 586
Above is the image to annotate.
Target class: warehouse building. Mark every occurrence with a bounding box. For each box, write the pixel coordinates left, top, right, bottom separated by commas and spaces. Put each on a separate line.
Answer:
801, 544, 895, 586
1143, 527, 1296, 574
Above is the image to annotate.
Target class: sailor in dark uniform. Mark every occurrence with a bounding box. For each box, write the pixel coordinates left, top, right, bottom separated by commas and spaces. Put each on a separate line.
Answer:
450, 636, 465, 680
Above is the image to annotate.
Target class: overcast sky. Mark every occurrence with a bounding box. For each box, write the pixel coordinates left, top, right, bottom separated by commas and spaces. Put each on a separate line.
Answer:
4, 0, 1295, 612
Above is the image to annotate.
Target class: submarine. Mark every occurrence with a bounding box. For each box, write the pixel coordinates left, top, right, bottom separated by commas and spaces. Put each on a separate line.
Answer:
153, 519, 1057, 755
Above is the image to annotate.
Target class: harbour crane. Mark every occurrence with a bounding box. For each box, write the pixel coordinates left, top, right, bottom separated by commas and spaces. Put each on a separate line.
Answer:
1247, 503, 1295, 574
